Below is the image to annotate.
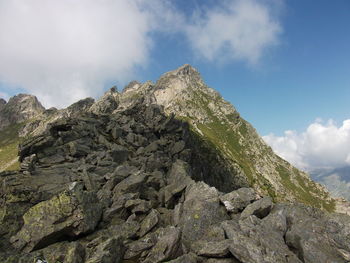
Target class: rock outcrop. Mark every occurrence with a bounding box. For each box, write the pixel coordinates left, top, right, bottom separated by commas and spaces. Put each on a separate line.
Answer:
0, 94, 45, 130
7, 66, 335, 214
1, 93, 350, 262
1, 65, 349, 262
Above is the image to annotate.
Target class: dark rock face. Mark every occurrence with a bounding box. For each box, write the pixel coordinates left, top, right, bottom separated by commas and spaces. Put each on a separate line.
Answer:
1, 100, 350, 262
0, 98, 6, 111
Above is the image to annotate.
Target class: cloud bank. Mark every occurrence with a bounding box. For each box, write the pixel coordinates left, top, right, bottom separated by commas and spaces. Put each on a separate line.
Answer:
0, 0, 282, 107
186, 0, 282, 64
263, 119, 350, 171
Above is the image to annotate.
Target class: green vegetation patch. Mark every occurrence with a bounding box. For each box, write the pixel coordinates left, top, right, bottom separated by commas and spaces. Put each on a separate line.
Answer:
276, 165, 335, 212
0, 123, 23, 171
185, 88, 335, 212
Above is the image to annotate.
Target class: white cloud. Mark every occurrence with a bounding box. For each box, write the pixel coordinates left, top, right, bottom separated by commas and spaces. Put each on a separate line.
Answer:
263, 119, 350, 171
186, 0, 282, 64
0, 0, 182, 108
0, 0, 283, 108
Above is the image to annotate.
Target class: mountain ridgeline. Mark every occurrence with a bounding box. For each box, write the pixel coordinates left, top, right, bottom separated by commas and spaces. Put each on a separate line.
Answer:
1, 65, 335, 211
1, 65, 349, 262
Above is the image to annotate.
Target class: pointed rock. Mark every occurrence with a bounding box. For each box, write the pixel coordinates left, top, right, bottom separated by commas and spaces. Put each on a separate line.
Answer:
90, 87, 119, 114
0, 94, 45, 130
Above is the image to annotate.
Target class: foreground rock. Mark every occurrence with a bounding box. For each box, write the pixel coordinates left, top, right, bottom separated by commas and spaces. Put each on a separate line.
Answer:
10, 182, 102, 252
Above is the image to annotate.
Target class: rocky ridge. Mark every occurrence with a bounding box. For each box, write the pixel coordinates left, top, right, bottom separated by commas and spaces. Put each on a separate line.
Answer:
1, 96, 350, 262
149, 65, 334, 210
13, 65, 335, 212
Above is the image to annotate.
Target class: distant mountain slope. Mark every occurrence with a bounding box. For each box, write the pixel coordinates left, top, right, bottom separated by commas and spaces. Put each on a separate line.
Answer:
310, 166, 350, 201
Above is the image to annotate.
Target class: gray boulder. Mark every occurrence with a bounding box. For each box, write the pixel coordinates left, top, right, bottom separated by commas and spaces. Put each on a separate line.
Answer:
283, 204, 350, 263
139, 209, 160, 237
219, 187, 258, 213
86, 237, 124, 263
240, 196, 273, 219
38, 241, 85, 263
193, 240, 231, 258
124, 235, 156, 260
165, 253, 198, 263
113, 172, 148, 196
180, 182, 229, 248
222, 215, 302, 263
143, 226, 181, 263
10, 183, 102, 252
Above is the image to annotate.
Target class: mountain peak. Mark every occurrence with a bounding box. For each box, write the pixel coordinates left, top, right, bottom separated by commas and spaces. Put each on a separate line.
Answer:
123, 81, 142, 93
160, 64, 202, 83
0, 93, 45, 130
173, 64, 199, 76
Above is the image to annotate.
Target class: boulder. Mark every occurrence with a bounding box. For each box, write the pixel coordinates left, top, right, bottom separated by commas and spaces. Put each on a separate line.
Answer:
109, 220, 140, 240
221, 214, 302, 263
139, 209, 160, 237
86, 237, 124, 263
193, 240, 231, 258
171, 140, 185, 155
284, 204, 350, 263
165, 253, 198, 263
10, 182, 102, 252
125, 199, 152, 214
124, 237, 156, 260
38, 241, 85, 263
166, 160, 194, 186
219, 187, 258, 213
113, 172, 148, 196
180, 182, 229, 248
143, 226, 181, 263
240, 197, 273, 219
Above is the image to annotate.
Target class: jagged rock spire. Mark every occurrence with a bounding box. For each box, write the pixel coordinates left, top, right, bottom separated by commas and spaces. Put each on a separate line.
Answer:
0, 94, 45, 130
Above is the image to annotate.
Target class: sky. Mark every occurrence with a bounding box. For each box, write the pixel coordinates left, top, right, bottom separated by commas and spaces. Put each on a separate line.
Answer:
0, 0, 350, 171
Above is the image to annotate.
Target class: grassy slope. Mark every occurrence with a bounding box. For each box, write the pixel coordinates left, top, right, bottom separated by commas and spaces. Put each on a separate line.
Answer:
186, 88, 335, 212
0, 123, 23, 172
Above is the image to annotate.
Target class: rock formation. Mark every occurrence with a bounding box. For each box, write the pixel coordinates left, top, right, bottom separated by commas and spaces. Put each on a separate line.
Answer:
0, 65, 349, 262
0, 94, 45, 131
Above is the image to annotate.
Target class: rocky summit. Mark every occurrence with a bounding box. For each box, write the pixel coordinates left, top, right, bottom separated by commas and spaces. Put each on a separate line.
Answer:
0, 94, 45, 131
1, 65, 350, 262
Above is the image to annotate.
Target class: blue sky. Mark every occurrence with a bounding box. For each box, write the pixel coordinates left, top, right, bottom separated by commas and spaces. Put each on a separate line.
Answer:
0, 0, 349, 145
134, 0, 350, 136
